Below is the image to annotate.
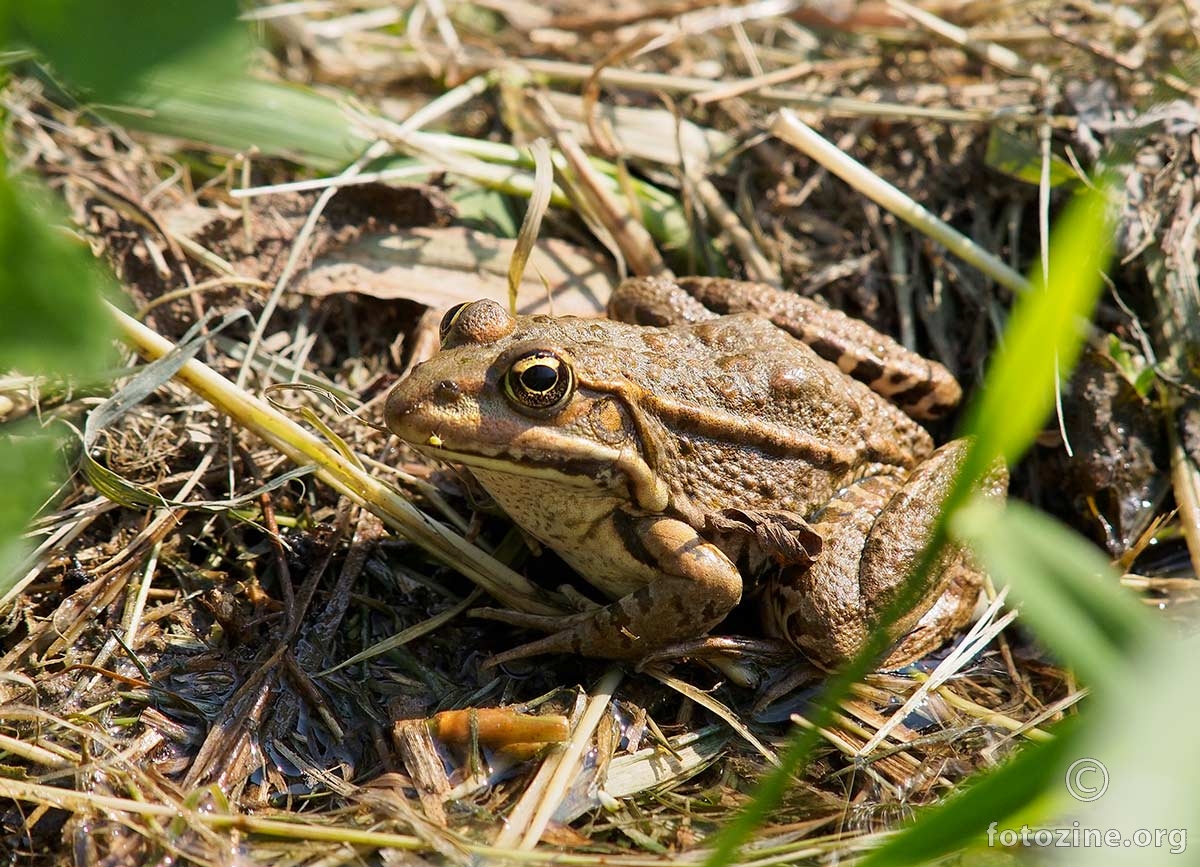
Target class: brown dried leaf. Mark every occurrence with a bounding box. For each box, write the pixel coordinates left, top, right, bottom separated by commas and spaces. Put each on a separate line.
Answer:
299, 226, 615, 316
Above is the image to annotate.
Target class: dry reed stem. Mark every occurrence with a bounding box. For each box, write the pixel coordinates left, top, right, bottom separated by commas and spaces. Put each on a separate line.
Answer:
107, 301, 563, 616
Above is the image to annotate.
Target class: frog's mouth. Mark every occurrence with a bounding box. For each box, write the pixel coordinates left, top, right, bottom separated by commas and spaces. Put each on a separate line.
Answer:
411, 436, 627, 490
385, 380, 671, 512
385, 372, 624, 483
412, 435, 669, 513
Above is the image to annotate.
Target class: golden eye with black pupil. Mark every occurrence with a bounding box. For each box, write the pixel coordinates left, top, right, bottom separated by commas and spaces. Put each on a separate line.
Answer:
438, 302, 469, 341
503, 350, 574, 412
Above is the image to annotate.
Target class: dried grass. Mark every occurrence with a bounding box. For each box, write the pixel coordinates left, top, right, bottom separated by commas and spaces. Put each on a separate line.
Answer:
2, 1, 1197, 863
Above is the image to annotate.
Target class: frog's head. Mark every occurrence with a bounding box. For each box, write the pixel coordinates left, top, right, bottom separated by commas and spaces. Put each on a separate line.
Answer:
384, 300, 669, 510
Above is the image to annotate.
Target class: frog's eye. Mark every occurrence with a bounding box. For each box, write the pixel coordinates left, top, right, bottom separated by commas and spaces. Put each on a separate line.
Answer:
438, 302, 469, 342
503, 350, 574, 413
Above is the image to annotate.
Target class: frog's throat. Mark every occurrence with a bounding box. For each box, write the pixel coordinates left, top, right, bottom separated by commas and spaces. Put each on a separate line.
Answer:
414, 441, 670, 513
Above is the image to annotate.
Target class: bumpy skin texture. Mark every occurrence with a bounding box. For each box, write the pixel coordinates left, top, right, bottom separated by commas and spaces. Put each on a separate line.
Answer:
384, 277, 1007, 669
608, 276, 963, 420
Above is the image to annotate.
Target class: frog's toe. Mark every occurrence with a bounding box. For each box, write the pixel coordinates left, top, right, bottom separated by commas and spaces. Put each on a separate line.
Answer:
481, 631, 586, 669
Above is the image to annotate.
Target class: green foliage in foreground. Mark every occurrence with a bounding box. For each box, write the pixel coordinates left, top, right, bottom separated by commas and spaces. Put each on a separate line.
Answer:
705, 183, 1165, 867
0, 166, 120, 593
5, 0, 242, 101
0, 157, 117, 588
0, 432, 61, 592
3, 6, 1191, 863
0, 3, 246, 595
0, 172, 117, 378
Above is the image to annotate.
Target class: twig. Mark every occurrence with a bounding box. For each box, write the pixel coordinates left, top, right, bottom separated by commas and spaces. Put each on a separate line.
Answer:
887, 0, 1049, 82
1167, 407, 1200, 579
513, 668, 623, 849
770, 111, 1032, 296
107, 301, 563, 617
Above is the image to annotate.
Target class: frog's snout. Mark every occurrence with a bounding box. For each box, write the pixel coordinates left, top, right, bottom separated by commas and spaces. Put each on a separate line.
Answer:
388, 375, 458, 414
383, 384, 416, 436
385, 370, 472, 443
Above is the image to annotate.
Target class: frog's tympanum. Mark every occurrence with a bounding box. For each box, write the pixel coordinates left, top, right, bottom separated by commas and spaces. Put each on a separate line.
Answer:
385, 277, 1008, 669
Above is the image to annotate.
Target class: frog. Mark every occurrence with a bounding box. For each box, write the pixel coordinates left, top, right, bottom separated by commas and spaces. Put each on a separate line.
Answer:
384, 276, 1008, 670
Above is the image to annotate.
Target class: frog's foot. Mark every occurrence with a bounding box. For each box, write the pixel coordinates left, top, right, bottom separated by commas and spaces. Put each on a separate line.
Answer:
763, 440, 1008, 669
704, 508, 823, 566
480, 516, 743, 668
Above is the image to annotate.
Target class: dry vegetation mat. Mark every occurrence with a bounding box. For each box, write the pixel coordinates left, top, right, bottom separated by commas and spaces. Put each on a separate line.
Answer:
1, 1, 1198, 864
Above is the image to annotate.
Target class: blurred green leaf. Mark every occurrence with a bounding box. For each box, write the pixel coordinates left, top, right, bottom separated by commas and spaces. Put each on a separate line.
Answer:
959, 183, 1114, 481
0, 172, 118, 376
985, 126, 1079, 188
955, 499, 1153, 688
9, 0, 243, 100
0, 426, 63, 597
1131, 366, 1157, 398
1072, 632, 1199, 867
0, 169, 116, 597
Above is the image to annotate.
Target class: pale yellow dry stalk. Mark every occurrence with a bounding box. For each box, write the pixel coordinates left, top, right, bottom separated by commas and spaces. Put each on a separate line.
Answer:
107, 302, 564, 618
770, 111, 1032, 296
509, 138, 556, 311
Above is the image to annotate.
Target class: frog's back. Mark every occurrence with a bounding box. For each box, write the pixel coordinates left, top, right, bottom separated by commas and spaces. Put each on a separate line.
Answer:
552, 313, 932, 519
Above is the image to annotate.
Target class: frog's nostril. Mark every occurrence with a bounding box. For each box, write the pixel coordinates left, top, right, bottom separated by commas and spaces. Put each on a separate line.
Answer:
434, 380, 462, 403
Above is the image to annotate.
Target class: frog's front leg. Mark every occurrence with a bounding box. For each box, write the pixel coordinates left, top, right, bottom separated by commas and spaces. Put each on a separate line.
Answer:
763, 440, 1007, 669
480, 515, 743, 667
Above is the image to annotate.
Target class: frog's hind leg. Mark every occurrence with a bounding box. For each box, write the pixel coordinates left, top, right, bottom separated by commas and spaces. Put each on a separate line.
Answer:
859, 441, 1006, 668
878, 562, 985, 667
613, 276, 963, 419
761, 474, 899, 667
479, 516, 744, 667
763, 440, 1007, 669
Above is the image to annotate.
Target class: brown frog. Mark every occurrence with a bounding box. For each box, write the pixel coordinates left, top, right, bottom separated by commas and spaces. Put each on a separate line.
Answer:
385, 277, 1007, 669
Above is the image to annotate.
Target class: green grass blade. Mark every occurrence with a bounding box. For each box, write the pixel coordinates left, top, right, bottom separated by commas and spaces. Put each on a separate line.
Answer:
97, 76, 695, 250
844, 182, 1140, 867
958, 182, 1114, 478
704, 178, 1117, 865
99, 74, 372, 172
701, 698, 837, 864
985, 127, 1078, 188
956, 500, 1153, 685
856, 717, 1085, 867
